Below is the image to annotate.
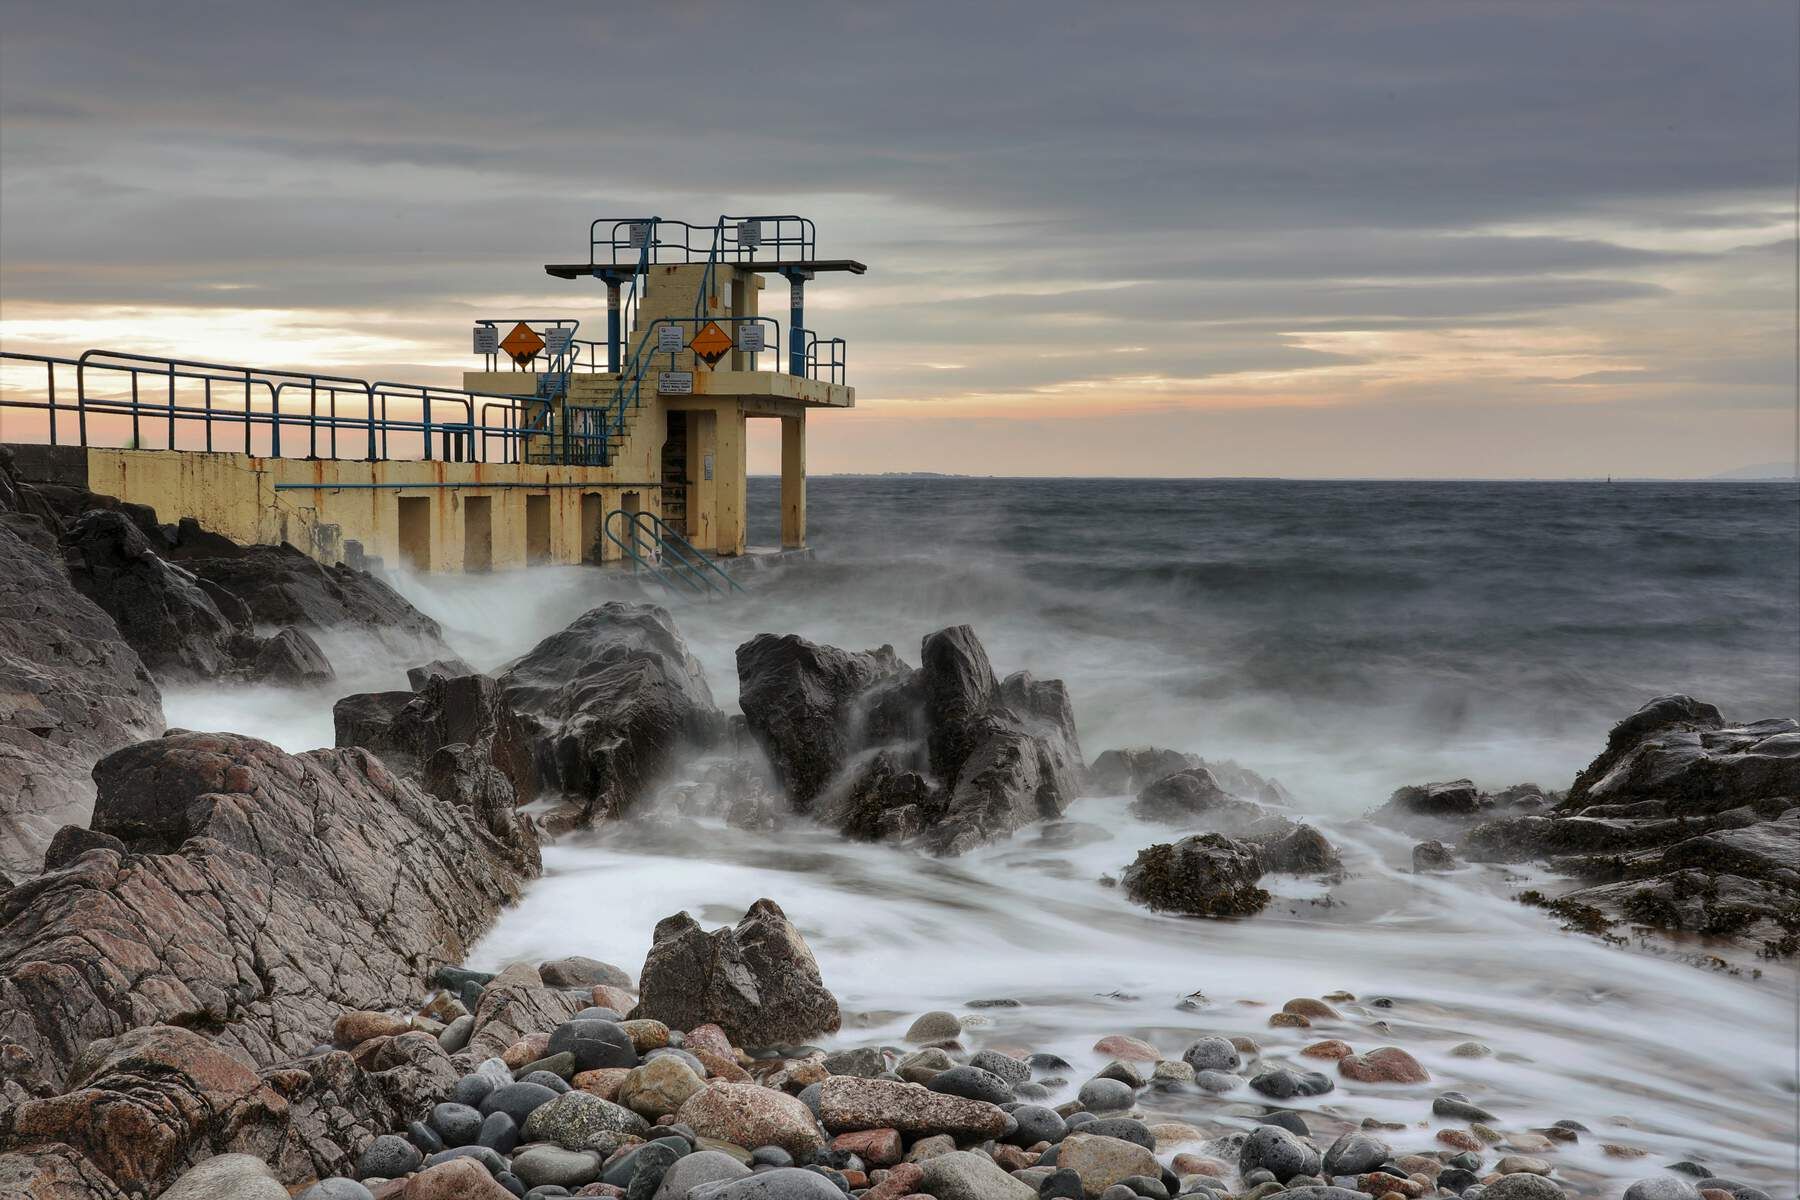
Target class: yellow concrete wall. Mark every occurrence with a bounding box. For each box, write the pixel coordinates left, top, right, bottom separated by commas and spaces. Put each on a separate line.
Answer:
84, 448, 664, 573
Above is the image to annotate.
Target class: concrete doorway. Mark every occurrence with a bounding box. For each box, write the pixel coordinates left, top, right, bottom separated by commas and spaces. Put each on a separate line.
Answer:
463, 495, 493, 572
581, 492, 603, 564
525, 494, 551, 564
397, 496, 432, 572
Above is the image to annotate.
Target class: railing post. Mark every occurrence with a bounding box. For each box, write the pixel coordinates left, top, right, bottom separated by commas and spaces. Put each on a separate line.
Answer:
785, 270, 809, 377
607, 279, 622, 372
46, 364, 57, 446
270, 376, 281, 459
166, 367, 175, 449
422, 392, 433, 460
130, 372, 141, 448
204, 378, 213, 451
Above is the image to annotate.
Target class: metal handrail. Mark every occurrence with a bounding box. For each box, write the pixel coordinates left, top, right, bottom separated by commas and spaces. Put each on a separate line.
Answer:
601, 508, 705, 596
588, 214, 816, 267
605, 315, 783, 447
797, 329, 847, 386
0, 350, 606, 465
629, 509, 744, 595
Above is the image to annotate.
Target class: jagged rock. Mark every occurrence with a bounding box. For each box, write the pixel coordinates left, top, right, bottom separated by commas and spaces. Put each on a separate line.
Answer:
334, 670, 539, 864
1091, 746, 1291, 804
61, 509, 246, 681
0, 732, 537, 1091
460, 965, 588, 1063
817, 1075, 1009, 1139
1131, 767, 1271, 828
1256, 823, 1343, 875
0, 1022, 452, 1195
736, 624, 1084, 854
1090, 746, 1200, 794
500, 602, 723, 825
1413, 840, 1458, 872
1369, 777, 1552, 837
244, 626, 334, 685
408, 656, 478, 690
630, 899, 840, 1048
171, 536, 448, 659
1563, 696, 1799, 815
816, 749, 940, 843
0, 513, 163, 880
736, 634, 910, 810
1120, 833, 1271, 917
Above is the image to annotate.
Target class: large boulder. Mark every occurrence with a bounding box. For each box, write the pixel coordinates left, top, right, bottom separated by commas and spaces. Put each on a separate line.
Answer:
0, 1022, 459, 1196
60, 510, 334, 687
630, 899, 839, 1048
171, 535, 449, 660
500, 602, 723, 826
1368, 778, 1552, 837
1420, 696, 1800, 954
334, 670, 540, 867
735, 634, 910, 811
1120, 832, 1271, 918
0, 515, 163, 881
741, 624, 1085, 854
0, 731, 538, 1092
60, 510, 246, 681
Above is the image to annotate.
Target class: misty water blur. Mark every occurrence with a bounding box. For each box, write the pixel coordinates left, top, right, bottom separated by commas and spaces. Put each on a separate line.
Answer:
161, 478, 1800, 1188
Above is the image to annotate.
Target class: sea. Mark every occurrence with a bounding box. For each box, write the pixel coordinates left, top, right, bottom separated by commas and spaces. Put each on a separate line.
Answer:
162, 477, 1800, 1190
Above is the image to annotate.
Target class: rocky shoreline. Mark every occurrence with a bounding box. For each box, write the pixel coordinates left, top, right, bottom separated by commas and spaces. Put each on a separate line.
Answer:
0, 453, 1793, 1199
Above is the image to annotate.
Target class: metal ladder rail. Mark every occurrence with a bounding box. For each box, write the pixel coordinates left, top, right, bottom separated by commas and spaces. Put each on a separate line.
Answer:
627, 510, 745, 595
601, 509, 704, 596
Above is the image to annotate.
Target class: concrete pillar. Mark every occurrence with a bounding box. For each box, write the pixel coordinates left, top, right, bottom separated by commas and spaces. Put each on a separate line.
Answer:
781, 413, 806, 550
716, 404, 747, 557
688, 408, 718, 552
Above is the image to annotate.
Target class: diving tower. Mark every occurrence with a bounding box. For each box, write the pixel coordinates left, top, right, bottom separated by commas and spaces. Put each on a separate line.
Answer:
0, 215, 862, 583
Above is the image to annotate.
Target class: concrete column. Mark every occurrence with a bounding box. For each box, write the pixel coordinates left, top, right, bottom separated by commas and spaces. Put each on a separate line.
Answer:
781, 413, 806, 549
716, 404, 747, 557
688, 408, 718, 552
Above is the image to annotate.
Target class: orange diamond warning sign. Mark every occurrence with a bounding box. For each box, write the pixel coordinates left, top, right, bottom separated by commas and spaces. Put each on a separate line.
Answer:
689, 321, 733, 367
500, 321, 544, 366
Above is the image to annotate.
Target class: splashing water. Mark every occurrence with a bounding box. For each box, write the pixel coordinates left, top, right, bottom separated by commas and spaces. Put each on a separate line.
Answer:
163, 478, 1800, 1189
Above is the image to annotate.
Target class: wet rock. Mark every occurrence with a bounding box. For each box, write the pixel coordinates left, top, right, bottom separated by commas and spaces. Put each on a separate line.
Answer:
408, 656, 477, 690
735, 633, 912, 810
746, 625, 1085, 854
1058, 1132, 1164, 1195
1131, 767, 1270, 827
61, 509, 252, 681
1412, 840, 1458, 872
540, 956, 633, 990
0, 731, 537, 1091
1120, 833, 1271, 917
404, 1157, 515, 1199
335, 670, 540, 826
926, 1064, 1015, 1104
0, 513, 162, 879
172, 536, 448, 658
1256, 824, 1343, 875
675, 1081, 826, 1156
1322, 1132, 1391, 1176
1181, 1036, 1241, 1072
687, 1167, 845, 1197
818, 1075, 1009, 1139
1089, 747, 1201, 794
652, 1148, 751, 1196
618, 1054, 705, 1118
500, 601, 724, 825
1239, 1125, 1323, 1184
160, 1154, 288, 1200
1249, 1068, 1334, 1099
1483, 1174, 1569, 1200
548, 1019, 639, 1072
631, 899, 838, 1048
917, 1149, 1037, 1199
1338, 1047, 1429, 1084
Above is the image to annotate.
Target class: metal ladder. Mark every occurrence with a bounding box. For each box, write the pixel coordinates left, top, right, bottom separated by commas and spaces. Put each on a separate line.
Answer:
601, 509, 745, 599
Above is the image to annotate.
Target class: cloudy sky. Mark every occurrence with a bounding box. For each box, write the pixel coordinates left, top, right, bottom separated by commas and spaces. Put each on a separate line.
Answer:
1, 1, 1794, 477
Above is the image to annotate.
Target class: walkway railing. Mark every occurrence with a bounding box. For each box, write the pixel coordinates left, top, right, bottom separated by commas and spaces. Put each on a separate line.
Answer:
588, 215, 815, 267
601, 508, 744, 599
0, 349, 609, 465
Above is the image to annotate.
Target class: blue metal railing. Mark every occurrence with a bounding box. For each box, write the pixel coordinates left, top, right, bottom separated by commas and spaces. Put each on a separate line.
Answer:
601, 508, 744, 599
797, 330, 847, 387
588, 215, 815, 267
605, 315, 783, 446
0, 350, 608, 466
